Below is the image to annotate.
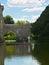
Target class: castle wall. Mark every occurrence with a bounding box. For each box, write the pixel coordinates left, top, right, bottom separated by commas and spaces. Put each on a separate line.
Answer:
3, 24, 31, 41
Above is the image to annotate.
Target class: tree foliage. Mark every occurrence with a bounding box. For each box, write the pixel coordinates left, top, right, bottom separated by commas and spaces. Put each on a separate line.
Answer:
16, 20, 29, 24
31, 5, 49, 42
3, 31, 16, 40
3, 15, 14, 24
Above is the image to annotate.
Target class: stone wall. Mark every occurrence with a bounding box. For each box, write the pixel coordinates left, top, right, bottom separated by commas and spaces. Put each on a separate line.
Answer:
3, 24, 31, 41
0, 4, 4, 39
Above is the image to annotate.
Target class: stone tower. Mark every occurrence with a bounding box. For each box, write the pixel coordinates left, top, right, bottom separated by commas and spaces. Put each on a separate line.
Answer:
0, 3, 4, 38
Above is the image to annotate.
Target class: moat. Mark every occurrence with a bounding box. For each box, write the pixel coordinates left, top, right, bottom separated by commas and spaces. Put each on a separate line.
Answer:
0, 42, 49, 65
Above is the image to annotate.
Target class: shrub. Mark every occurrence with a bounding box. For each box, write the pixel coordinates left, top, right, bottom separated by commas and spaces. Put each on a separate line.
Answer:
3, 31, 16, 40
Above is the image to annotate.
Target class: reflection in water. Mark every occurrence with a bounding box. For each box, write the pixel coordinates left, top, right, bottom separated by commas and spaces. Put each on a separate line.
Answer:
4, 56, 40, 65
0, 45, 4, 65
4, 44, 30, 56
4, 43, 40, 65
33, 43, 49, 65
0, 42, 49, 65
4, 45, 15, 56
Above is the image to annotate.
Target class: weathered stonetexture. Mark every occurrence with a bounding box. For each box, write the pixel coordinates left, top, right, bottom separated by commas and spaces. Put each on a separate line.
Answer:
0, 4, 4, 39
3, 24, 31, 40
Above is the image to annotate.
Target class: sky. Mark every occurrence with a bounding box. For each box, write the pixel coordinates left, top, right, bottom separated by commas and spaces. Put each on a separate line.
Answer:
0, 0, 49, 23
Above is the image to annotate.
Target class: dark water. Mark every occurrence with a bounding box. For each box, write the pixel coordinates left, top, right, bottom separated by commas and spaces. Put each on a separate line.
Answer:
0, 42, 49, 65
32, 43, 49, 65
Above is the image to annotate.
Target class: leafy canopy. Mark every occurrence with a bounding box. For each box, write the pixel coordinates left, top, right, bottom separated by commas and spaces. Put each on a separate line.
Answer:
31, 5, 49, 42
3, 15, 14, 24
15, 20, 29, 24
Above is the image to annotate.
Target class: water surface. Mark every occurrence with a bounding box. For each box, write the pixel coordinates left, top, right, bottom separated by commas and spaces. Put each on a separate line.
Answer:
0, 42, 49, 65
4, 55, 40, 65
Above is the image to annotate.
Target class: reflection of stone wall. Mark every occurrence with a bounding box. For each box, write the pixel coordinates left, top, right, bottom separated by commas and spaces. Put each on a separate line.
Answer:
0, 46, 4, 65
14, 44, 30, 55
4, 43, 31, 56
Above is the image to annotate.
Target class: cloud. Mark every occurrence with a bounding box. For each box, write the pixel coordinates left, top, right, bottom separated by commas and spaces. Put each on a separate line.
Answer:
7, 0, 48, 23
22, 6, 45, 12
7, 0, 46, 7
13, 16, 29, 22
31, 15, 40, 22
13, 15, 40, 23
0, 3, 4, 6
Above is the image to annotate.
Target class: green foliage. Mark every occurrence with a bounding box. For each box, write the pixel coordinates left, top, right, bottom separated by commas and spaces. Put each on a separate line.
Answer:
4, 45, 15, 54
31, 5, 49, 42
3, 31, 16, 40
15, 20, 29, 24
3, 15, 14, 24
30, 34, 35, 42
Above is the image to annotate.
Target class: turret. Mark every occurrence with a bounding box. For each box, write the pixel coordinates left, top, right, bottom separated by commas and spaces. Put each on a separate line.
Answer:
0, 3, 4, 41
0, 3, 4, 15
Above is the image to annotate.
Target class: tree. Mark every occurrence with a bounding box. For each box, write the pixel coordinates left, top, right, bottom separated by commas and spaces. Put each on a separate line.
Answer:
3, 15, 14, 24
31, 5, 49, 42
16, 20, 29, 24
3, 31, 16, 40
